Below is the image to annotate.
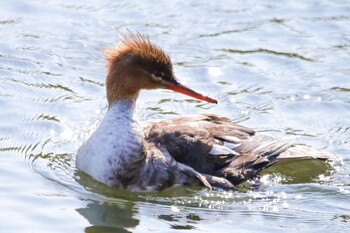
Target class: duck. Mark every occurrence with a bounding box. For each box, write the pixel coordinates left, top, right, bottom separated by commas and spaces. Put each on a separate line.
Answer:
76, 33, 334, 192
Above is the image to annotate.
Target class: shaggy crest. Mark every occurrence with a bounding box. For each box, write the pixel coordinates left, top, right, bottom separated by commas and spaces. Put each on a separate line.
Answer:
104, 32, 171, 70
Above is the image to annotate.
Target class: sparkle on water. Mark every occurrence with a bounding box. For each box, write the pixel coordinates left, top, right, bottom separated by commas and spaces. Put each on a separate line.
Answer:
0, 0, 350, 232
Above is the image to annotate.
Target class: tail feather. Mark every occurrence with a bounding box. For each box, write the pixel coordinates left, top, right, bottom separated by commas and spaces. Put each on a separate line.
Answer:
217, 138, 295, 185
278, 144, 336, 162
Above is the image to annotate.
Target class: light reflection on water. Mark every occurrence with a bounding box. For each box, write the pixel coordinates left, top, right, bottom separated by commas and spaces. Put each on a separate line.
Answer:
1, 0, 350, 232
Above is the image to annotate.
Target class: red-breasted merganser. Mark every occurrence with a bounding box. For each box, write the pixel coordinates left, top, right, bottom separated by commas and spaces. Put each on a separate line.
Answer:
76, 33, 334, 192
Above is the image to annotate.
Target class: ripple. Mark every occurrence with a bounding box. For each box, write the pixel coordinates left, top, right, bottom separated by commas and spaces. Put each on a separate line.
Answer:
0, 17, 22, 25
221, 48, 315, 61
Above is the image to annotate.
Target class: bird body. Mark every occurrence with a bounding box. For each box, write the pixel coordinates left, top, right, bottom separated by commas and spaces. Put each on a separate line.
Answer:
76, 33, 333, 192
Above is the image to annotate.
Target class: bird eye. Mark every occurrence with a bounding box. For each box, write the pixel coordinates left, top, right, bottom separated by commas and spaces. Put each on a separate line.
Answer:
153, 71, 164, 78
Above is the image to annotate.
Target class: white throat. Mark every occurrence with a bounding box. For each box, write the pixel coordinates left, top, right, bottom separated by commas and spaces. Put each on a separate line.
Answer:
76, 97, 144, 187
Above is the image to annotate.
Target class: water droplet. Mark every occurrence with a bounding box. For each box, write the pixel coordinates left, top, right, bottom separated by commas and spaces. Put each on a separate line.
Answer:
240, 110, 249, 115
280, 192, 287, 199
303, 94, 310, 100
282, 202, 289, 209
171, 205, 180, 212
208, 67, 223, 77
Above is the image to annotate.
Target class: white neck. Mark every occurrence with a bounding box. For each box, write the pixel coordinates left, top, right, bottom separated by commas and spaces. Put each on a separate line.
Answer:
76, 97, 144, 187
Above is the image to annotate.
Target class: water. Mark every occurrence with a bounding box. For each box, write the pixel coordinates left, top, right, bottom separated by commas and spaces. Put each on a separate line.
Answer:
0, 0, 349, 232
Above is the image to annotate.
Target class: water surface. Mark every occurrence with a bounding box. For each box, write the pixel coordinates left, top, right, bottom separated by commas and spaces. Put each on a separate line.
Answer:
0, 0, 349, 232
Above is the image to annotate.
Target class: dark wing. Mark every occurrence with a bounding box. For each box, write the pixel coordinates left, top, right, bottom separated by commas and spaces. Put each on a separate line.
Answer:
215, 134, 294, 184
143, 114, 294, 188
129, 140, 236, 191
128, 141, 213, 191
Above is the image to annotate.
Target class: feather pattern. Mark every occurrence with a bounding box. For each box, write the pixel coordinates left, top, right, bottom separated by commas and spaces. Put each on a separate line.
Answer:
143, 114, 296, 189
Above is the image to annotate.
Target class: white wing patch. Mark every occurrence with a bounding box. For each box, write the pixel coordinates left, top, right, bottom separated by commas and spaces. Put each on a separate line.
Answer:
220, 135, 242, 143
209, 144, 239, 156
223, 141, 241, 149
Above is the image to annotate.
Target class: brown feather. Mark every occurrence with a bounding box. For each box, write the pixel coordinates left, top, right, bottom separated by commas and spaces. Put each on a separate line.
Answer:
104, 32, 171, 71
143, 114, 334, 189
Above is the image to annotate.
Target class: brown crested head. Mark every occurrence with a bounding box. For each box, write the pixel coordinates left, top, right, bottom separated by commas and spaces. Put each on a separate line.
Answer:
105, 33, 172, 74
104, 32, 217, 104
